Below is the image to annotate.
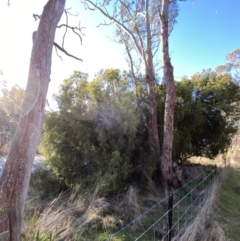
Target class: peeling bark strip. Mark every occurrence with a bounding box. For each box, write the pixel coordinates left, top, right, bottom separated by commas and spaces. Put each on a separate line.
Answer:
159, 0, 177, 189
0, 0, 66, 240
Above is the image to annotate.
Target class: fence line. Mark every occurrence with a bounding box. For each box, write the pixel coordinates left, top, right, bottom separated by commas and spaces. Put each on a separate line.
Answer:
106, 165, 217, 241
162, 170, 215, 241
110, 192, 169, 239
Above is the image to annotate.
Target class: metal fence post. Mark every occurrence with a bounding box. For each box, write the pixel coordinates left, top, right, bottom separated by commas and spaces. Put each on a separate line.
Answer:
168, 191, 173, 241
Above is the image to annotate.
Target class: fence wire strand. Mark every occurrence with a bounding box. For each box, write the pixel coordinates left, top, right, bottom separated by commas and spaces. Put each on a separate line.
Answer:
106, 165, 217, 241
107, 193, 169, 240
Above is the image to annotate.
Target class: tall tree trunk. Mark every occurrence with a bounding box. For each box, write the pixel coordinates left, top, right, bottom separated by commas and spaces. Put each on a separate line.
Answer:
0, 0, 66, 240
145, 63, 161, 162
145, 0, 161, 164
160, 0, 177, 189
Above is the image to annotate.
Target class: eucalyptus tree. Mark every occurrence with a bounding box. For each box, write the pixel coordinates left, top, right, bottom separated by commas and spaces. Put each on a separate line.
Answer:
216, 48, 240, 83
0, 0, 84, 239
159, 0, 183, 188
83, 0, 179, 185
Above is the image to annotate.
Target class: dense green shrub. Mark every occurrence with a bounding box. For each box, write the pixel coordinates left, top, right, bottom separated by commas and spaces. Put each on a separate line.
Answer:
39, 70, 154, 194
39, 69, 239, 194
30, 166, 67, 199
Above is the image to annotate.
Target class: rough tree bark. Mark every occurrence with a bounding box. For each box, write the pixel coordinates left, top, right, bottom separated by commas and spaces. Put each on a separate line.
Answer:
145, 0, 161, 163
0, 0, 66, 240
159, 0, 178, 189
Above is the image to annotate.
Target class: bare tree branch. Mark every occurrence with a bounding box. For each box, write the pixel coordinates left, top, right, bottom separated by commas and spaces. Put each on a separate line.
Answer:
83, 2, 96, 11
32, 9, 84, 61
54, 45, 63, 62
57, 23, 85, 45
53, 42, 83, 61
65, 7, 72, 11
62, 10, 68, 49
96, 20, 113, 28
83, 0, 143, 57
33, 14, 41, 21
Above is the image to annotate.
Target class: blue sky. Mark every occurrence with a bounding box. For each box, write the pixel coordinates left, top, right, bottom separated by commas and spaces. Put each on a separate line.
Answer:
0, 0, 239, 100
171, 0, 240, 79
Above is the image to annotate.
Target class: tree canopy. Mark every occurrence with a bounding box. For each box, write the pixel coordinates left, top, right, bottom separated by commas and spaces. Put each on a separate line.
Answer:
83, 0, 181, 189
172, 71, 240, 163
39, 69, 239, 194
216, 48, 240, 83
40, 69, 154, 192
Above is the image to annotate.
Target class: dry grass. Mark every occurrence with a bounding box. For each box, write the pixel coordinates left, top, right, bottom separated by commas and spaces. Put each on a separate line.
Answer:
24, 184, 143, 240
179, 167, 231, 241
24, 185, 110, 240
215, 169, 240, 240
24, 192, 72, 239
24, 167, 235, 240
115, 186, 142, 230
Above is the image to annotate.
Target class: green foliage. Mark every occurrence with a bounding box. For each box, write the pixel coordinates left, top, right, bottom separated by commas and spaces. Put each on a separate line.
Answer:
22, 229, 66, 241
22, 209, 67, 241
216, 48, 240, 83
39, 69, 239, 195
39, 69, 149, 194
0, 83, 24, 149
30, 166, 67, 199
172, 71, 240, 162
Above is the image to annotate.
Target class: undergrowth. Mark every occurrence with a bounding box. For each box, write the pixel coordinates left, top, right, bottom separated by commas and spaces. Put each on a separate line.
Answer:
24, 165, 219, 241
157, 167, 240, 241
25, 181, 166, 241
216, 169, 240, 240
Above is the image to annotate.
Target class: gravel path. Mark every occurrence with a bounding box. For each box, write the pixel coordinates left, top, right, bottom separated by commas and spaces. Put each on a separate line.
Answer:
0, 154, 45, 177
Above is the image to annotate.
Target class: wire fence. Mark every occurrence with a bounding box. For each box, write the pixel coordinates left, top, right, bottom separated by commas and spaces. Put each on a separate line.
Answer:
105, 165, 217, 241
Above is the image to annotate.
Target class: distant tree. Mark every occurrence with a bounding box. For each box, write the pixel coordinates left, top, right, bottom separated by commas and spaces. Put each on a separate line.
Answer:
172, 71, 240, 163
216, 48, 240, 83
0, 109, 9, 150
0, 85, 24, 149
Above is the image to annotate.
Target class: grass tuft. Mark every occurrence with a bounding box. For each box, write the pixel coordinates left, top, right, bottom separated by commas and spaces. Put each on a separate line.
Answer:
24, 183, 145, 240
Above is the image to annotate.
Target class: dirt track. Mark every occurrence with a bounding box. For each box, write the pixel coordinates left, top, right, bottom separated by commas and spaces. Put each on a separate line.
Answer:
0, 155, 45, 177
